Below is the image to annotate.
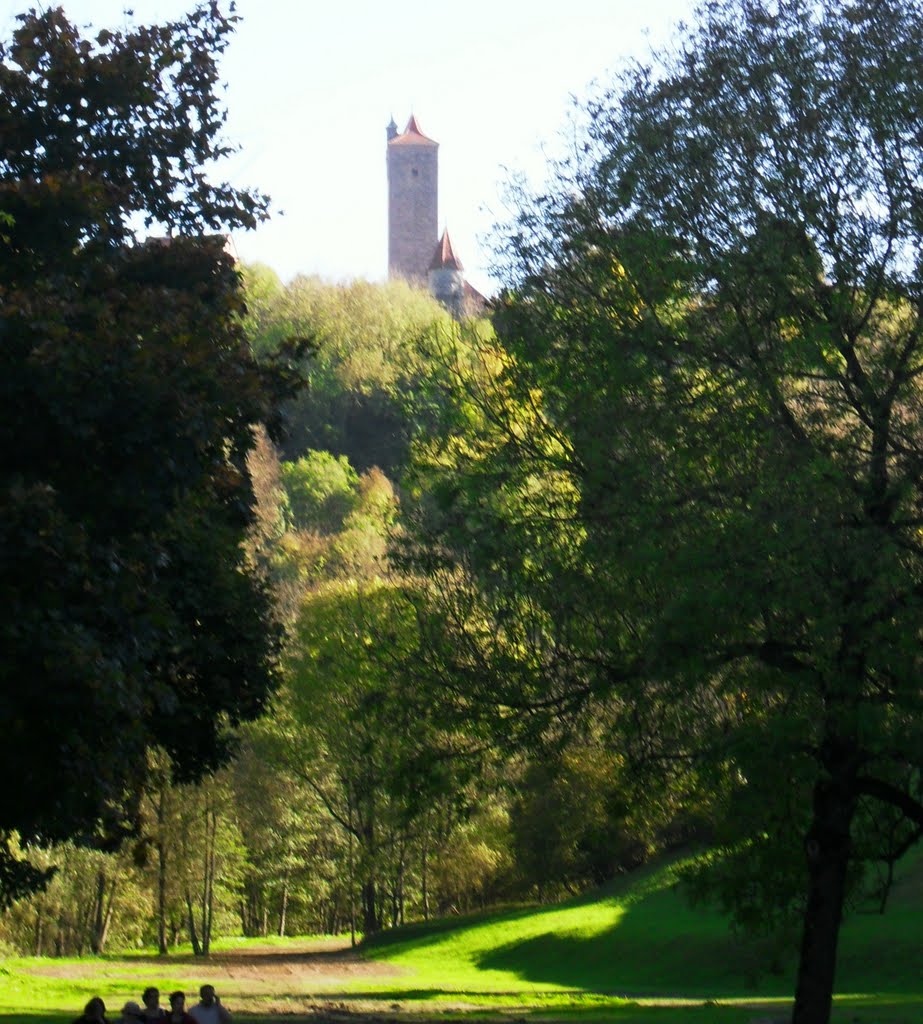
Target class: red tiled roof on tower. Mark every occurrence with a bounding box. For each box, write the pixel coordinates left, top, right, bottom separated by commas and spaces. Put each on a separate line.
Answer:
430, 229, 463, 271
389, 114, 438, 146
464, 279, 487, 309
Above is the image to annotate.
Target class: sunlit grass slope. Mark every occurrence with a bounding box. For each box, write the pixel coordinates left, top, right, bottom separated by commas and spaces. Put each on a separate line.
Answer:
362, 856, 780, 1000
1, 849, 921, 1024
361, 848, 923, 1004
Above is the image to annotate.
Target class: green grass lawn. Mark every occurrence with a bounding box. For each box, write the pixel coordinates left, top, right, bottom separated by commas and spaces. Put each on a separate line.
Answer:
1, 849, 921, 1024
359, 848, 923, 1017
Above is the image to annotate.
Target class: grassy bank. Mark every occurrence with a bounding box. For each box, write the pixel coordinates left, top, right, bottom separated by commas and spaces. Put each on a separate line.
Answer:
1, 849, 920, 1024
364, 849, 923, 1001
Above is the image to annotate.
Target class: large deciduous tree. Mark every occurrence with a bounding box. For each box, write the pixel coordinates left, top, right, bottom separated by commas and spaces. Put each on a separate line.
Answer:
404, 1, 923, 1021
0, 5, 295, 901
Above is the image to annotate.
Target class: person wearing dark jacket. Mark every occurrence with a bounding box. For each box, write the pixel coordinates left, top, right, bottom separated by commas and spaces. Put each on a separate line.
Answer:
141, 988, 166, 1022
73, 997, 108, 1024
166, 992, 196, 1024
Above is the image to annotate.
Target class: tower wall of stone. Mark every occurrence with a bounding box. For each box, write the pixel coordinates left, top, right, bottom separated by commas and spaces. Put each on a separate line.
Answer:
429, 266, 465, 319
388, 143, 438, 282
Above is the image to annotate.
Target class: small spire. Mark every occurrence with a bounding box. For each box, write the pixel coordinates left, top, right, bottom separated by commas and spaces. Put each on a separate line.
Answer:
430, 229, 463, 271
386, 115, 398, 141
388, 113, 437, 146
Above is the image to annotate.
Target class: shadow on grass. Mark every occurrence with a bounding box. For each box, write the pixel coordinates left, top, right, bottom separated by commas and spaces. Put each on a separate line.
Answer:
476, 877, 923, 1005
8, 995, 923, 1024
360, 857, 690, 963
475, 886, 787, 1000
0, 1008, 764, 1024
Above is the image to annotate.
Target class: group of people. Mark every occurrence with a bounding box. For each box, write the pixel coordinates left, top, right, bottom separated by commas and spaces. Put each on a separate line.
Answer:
74, 985, 231, 1024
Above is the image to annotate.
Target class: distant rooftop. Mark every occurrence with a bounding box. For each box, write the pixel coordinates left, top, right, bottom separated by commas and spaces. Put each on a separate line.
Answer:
430, 229, 463, 271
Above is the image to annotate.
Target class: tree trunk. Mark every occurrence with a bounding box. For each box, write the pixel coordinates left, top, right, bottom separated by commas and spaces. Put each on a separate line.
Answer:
185, 887, 201, 957
348, 786, 357, 947
421, 843, 429, 922
791, 772, 857, 1024
89, 872, 104, 958
361, 805, 379, 935
96, 871, 117, 953
278, 870, 289, 937
157, 786, 169, 954
394, 836, 406, 928
362, 878, 378, 935
77, 884, 95, 955
201, 804, 217, 956
389, 876, 399, 929
200, 806, 209, 955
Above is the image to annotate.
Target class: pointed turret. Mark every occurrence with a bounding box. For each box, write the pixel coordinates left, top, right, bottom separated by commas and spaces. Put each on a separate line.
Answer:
429, 229, 464, 271
429, 228, 466, 318
386, 115, 398, 141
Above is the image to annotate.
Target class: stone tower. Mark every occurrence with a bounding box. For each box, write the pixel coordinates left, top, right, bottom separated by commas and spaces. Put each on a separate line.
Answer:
429, 229, 465, 319
387, 115, 438, 282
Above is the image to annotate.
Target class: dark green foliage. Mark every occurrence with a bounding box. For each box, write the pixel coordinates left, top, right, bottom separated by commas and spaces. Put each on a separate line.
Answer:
509, 748, 649, 897
0, 6, 296, 903
401, 0, 923, 1019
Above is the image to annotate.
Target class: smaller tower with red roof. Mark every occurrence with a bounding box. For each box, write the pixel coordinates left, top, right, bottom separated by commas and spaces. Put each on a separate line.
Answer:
429, 228, 465, 318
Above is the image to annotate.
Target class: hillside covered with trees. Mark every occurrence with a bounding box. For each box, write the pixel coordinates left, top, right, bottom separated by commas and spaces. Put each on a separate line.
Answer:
2, 3, 923, 1024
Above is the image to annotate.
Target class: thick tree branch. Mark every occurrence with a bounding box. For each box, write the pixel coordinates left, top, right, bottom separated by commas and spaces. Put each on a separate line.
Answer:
855, 776, 923, 829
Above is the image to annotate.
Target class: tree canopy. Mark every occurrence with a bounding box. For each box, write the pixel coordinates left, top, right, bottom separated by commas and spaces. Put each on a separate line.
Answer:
242, 270, 457, 474
0, 5, 296, 901
400, 1, 923, 1020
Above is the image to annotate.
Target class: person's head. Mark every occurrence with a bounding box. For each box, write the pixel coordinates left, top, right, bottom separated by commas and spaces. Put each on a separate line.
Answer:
121, 1002, 142, 1022
85, 998, 107, 1022
168, 993, 185, 1014
142, 989, 160, 1010
198, 986, 216, 1007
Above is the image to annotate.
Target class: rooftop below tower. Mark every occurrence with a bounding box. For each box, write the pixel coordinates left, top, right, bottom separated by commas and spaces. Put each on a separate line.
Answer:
430, 229, 463, 271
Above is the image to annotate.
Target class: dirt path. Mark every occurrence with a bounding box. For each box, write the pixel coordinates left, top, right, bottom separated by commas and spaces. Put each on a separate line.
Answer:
29, 938, 425, 1015
32, 938, 402, 982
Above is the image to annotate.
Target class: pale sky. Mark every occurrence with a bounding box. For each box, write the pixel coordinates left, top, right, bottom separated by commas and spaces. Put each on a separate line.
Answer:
3, 0, 696, 294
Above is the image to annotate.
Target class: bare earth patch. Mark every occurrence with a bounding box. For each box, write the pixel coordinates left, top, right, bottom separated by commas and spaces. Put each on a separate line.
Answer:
26, 939, 431, 1014
31, 939, 402, 981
